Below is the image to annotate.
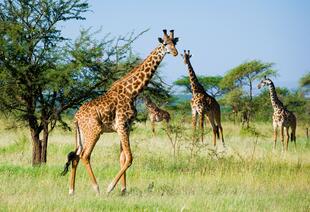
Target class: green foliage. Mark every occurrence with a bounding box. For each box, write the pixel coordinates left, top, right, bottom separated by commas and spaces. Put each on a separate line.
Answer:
220, 60, 276, 127
174, 75, 225, 97
299, 72, 310, 96
0, 0, 149, 164
299, 72, 310, 87
220, 60, 275, 90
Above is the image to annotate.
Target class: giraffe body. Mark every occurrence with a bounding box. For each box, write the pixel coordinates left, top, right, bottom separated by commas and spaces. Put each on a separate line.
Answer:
181, 50, 225, 146
144, 97, 170, 135
62, 30, 179, 195
258, 77, 297, 151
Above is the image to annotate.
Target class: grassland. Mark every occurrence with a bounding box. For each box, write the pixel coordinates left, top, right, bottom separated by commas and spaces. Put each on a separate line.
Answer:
0, 119, 309, 211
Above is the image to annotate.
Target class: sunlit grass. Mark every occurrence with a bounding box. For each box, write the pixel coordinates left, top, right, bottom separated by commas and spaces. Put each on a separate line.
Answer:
0, 119, 309, 211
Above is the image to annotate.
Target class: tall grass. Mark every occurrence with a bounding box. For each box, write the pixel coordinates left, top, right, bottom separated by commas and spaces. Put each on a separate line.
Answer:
0, 120, 309, 211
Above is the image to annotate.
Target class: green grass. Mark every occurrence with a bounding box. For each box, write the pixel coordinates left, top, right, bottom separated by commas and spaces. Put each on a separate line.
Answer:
0, 120, 309, 211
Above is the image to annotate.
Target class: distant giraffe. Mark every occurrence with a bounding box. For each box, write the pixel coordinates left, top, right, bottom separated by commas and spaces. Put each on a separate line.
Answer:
61, 30, 179, 195
257, 76, 296, 151
181, 50, 225, 146
144, 97, 170, 135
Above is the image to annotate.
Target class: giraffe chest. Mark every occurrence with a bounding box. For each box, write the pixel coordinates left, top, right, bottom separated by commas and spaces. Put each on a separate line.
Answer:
191, 96, 209, 114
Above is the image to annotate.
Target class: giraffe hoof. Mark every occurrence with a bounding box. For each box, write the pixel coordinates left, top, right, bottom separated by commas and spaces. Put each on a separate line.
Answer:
121, 188, 127, 195
93, 184, 100, 195
69, 189, 74, 196
106, 183, 115, 193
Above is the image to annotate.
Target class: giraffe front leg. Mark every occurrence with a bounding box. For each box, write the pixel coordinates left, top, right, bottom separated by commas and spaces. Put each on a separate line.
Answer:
119, 149, 127, 194
273, 127, 277, 150
151, 121, 156, 136
107, 125, 132, 193
80, 153, 100, 195
199, 113, 205, 143
192, 109, 198, 142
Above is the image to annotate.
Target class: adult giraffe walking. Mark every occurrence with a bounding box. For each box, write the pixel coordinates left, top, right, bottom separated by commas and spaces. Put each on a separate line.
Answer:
61, 30, 179, 195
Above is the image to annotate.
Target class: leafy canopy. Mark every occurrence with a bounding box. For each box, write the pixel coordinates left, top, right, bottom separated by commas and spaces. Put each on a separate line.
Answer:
174, 75, 224, 97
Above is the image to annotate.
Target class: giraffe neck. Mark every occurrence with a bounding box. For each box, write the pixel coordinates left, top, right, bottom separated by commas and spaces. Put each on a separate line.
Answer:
186, 62, 205, 94
145, 99, 157, 111
119, 44, 166, 98
267, 82, 284, 110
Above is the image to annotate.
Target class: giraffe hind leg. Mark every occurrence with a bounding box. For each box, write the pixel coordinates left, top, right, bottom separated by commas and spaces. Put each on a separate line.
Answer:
80, 149, 100, 194
285, 127, 289, 151
69, 157, 80, 195
79, 129, 101, 194
218, 124, 225, 147
280, 126, 284, 152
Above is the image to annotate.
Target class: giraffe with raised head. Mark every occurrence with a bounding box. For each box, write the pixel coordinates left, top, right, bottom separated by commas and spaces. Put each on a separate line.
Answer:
257, 76, 296, 151
61, 30, 179, 195
181, 50, 225, 146
144, 96, 171, 135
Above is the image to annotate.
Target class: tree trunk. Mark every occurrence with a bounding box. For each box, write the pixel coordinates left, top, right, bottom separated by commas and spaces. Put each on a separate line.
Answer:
306, 128, 309, 140
41, 123, 49, 163
29, 122, 49, 166
31, 129, 42, 166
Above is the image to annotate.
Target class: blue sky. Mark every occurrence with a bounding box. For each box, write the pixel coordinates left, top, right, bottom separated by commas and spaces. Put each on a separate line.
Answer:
62, 0, 310, 92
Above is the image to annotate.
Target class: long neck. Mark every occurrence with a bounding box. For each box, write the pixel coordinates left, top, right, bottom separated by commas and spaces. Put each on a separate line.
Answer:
121, 45, 166, 98
268, 82, 284, 109
186, 61, 205, 94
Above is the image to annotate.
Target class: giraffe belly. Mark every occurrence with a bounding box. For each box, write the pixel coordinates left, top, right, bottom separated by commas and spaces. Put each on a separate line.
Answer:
154, 115, 163, 122
101, 124, 116, 133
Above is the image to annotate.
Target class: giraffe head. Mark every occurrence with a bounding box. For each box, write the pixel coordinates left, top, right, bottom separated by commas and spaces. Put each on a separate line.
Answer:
180, 50, 192, 64
158, 29, 179, 56
257, 76, 272, 89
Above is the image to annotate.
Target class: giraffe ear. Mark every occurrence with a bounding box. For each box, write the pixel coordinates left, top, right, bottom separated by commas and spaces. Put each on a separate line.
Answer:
158, 37, 164, 43
264, 75, 267, 79
173, 37, 179, 44
180, 54, 184, 58
189, 54, 192, 58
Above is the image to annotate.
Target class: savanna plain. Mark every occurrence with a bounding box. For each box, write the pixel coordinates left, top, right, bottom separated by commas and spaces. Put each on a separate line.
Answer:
0, 118, 309, 211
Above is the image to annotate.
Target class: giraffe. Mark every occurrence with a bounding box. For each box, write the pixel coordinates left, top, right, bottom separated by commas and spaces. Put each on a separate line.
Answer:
144, 96, 171, 135
181, 50, 225, 146
61, 30, 179, 195
257, 76, 297, 151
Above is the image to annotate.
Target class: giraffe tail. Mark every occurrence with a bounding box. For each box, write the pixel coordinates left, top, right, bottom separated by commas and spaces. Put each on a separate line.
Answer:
290, 132, 296, 142
216, 125, 220, 139
60, 151, 77, 176
61, 122, 82, 176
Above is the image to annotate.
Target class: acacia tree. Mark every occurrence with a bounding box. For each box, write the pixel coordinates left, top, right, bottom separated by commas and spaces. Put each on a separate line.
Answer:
0, 0, 145, 165
220, 60, 276, 127
174, 75, 224, 98
299, 72, 310, 139
300, 72, 310, 95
